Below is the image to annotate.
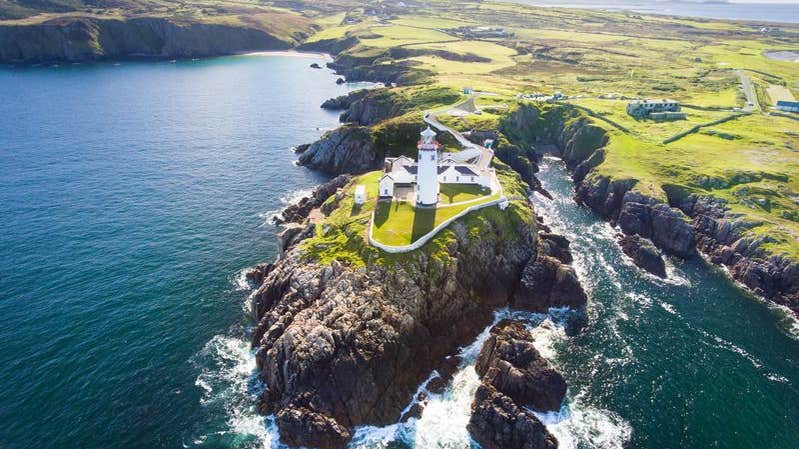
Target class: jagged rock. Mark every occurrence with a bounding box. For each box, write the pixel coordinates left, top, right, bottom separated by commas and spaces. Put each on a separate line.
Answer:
297, 125, 379, 175
320, 89, 370, 111
574, 173, 636, 219
513, 255, 586, 312
251, 207, 537, 448
310, 62, 322, 69
244, 263, 275, 286
498, 102, 798, 314
276, 175, 352, 224
475, 320, 566, 412
335, 77, 346, 84
276, 406, 352, 449
468, 384, 558, 449
277, 223, 315, 255
617, 234, 666, 277
537, 233, 573, 264
617, 191, 695, 257
339, 90, 405, 125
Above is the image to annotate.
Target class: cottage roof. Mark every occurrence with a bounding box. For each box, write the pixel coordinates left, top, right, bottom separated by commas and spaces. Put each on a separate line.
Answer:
454, 166, 479, 176
777, 100, 799, 107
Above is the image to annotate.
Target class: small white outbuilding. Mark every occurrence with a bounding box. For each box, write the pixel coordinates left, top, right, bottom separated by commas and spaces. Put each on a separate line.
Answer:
354, 185, 367, 205
378, 174, 394, 198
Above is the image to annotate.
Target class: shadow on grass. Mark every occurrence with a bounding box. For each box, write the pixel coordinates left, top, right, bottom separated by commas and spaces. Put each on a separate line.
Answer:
350, 203, 363, 217
411, 207, 436, 242
374, 201, 390, 227
439, 184, 484, 204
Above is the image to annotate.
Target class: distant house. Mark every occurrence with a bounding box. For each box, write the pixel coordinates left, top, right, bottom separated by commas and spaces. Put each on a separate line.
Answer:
776, 100, 799, 113
627, 99, 682, 118
649, 111, 688, 121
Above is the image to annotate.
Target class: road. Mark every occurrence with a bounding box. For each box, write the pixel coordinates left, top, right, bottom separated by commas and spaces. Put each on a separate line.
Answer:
737, 69, 760, 112
424, 98, 494, 170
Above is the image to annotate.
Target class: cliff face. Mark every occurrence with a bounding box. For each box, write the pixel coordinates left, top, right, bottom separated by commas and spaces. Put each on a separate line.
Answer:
500, 103, 798, 312
250, 201, 537, 448
468, 320, 563, 449
0, 17, 293, 63
296, 125, 380, 175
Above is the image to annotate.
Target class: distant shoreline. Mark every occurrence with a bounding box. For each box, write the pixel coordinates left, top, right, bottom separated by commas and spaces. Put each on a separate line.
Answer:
236, 50, 332, 60
507, 0, 799, 24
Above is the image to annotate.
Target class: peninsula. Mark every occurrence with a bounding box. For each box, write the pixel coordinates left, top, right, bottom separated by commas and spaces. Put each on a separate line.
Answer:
4, 0, 798, 447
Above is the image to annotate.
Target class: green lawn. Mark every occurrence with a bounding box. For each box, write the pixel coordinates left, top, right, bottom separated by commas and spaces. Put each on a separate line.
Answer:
439, 184, 489, 204
371, 193, 498, 246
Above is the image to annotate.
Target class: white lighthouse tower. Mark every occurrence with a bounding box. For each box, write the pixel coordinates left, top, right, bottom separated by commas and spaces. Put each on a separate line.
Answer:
416, 127, 440, 206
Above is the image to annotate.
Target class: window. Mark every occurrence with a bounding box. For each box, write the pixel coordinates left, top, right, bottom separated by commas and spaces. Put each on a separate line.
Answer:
456, 176, 460, 182
430, 154, 435, 161
384, 189, 388, 195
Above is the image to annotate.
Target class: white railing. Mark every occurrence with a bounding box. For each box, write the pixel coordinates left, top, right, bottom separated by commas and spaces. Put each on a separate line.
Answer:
368, 196, 509, 253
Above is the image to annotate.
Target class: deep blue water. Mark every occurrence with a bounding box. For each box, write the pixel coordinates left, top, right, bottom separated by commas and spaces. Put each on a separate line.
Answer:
512, 0, 799, 23
0, 54, 365, 449
1, 54, 798, 449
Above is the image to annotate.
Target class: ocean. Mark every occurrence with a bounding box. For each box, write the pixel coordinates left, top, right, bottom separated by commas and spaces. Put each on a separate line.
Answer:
0, 53, 797, 449
511, 0, 799, 23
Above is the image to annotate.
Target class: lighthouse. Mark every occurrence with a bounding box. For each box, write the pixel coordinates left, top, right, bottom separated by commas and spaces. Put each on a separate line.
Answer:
416, 127, 440, 206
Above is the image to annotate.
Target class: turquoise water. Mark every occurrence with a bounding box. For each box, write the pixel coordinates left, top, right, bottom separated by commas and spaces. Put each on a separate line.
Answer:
0, 55, 365, 449
1, 55, 798, 449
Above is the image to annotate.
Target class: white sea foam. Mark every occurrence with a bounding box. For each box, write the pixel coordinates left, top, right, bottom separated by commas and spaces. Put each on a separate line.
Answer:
350, 422, 407, 449
533, 396, 632, 449
232, 268, 255, 291
625, 291, 652, 307
660, 301, 677, 315
257, 209, 283, 228
192, 334, 278, 448
281, 188, 313, 206
528, 317, 566, 361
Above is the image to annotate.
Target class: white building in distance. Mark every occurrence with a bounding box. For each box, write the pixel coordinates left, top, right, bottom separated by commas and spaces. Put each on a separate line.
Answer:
378, 127, 492, 206
626, 99, 681, 118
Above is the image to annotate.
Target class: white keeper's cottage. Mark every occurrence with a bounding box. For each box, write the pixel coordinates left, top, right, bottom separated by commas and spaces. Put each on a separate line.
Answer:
378, 127, 492, 206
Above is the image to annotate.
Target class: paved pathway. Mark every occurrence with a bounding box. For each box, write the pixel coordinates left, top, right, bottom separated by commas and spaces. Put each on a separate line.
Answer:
423, 99, 495, 169
737, 69, 760, 112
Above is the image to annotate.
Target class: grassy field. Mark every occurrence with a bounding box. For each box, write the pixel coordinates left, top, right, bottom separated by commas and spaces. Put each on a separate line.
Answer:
3, 0, 797, 260
371, 193, 497, 246
299, 165, 526, 264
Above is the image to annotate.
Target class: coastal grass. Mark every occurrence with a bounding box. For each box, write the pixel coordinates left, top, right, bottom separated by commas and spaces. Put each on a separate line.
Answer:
371, 191, 499, 247
300, 164, 528, 266
5, 0, 797, 261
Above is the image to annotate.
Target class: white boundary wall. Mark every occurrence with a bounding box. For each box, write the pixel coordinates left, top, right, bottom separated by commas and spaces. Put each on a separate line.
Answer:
368, 196, 509, 253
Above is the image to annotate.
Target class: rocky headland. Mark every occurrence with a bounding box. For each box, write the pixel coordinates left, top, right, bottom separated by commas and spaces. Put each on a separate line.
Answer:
499, 103, 798, 314
245, 152, 589, 448
0, 16, 307, 63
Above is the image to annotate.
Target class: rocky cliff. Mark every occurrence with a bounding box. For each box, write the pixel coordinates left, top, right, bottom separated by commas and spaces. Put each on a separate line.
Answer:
296, 125, 380, 175
249, 186, 539, 448
468, 320, 562, 449
0, 16, 296, 63
500, 103, 798, 312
